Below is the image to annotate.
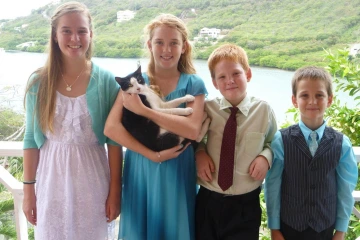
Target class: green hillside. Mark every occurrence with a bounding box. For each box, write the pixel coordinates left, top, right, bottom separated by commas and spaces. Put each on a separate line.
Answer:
1, 0, 359, 70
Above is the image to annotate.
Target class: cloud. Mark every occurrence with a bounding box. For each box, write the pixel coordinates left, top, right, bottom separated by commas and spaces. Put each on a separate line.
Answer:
0, 0, 53, 20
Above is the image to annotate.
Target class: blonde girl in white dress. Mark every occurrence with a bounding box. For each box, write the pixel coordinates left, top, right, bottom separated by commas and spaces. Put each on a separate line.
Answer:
22, 2, 122, 239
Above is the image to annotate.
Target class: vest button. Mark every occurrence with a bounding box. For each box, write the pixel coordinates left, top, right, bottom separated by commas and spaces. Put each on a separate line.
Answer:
311, 166, 317, 171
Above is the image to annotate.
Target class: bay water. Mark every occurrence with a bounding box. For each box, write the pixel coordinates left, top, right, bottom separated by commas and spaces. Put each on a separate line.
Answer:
0, 51, 355, 124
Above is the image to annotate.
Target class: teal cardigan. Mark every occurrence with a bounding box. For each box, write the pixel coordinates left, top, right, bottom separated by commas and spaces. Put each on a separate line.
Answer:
23, 62, 120, 149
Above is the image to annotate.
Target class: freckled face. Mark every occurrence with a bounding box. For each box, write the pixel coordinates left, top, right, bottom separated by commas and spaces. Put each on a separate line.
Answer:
147, 25, 186, 71
212, 60, 252, 106
292, 79, 332, 128
54, 12, 92, 60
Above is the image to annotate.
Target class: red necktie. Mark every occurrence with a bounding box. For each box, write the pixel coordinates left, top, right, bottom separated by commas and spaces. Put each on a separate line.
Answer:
218, 107, 238, 191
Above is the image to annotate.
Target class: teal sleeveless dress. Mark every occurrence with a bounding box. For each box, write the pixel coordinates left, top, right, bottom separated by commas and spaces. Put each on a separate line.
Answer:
118, 73, 207, 240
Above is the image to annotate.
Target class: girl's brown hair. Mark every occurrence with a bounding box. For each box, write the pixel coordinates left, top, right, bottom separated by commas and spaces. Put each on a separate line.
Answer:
24, 1, 93, 133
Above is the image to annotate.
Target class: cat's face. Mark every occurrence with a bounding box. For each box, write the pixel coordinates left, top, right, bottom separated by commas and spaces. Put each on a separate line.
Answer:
115, 66, 146, 94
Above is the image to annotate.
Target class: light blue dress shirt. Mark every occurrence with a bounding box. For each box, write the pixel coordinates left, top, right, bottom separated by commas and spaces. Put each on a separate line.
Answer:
265, 120, 358, 232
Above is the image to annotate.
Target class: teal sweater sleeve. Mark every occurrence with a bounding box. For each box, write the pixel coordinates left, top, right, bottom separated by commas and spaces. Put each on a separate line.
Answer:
86, 63, 120, 146
23, 74, 44, 149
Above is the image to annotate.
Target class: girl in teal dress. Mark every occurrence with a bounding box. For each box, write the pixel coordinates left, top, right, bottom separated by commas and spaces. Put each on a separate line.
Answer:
105, 13, 207, 240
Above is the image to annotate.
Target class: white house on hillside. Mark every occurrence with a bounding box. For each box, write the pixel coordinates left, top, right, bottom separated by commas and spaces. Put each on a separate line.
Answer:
199, 27, 221, 38
16, 41, 36, 49
117, 10, 135, 22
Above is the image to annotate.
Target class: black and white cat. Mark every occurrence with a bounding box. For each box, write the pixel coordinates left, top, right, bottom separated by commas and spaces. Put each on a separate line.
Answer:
115, 66, 209, 152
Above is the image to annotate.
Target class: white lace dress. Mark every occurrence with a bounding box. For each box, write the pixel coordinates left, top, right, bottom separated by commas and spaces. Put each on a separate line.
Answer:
35, 92, 110, 240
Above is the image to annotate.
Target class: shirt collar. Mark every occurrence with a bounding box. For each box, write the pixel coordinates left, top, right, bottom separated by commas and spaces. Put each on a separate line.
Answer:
299, 119, 326, 140
218, 95, 250, 116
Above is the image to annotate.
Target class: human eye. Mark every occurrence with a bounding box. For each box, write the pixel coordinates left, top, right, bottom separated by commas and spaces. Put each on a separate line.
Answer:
78, 29, 88, 34
233, 72, 241, 76
62, 29, 71, 34
155, 40, 163, 45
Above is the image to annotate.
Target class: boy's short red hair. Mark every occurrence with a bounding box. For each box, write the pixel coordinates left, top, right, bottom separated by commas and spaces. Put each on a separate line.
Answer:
207, 43, 250, 79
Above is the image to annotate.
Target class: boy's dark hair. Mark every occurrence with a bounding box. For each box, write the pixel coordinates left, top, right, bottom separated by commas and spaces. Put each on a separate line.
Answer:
207, 43, 250, 79
292, 66, 333, 96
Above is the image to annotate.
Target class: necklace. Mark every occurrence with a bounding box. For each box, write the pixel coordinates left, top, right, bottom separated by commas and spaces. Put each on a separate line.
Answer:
61, 64, 87, 92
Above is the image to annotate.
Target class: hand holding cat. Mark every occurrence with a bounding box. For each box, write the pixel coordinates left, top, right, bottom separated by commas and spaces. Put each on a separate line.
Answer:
148, 143, 190, 163
122, 92, 147, 115
196, 150, 215, 182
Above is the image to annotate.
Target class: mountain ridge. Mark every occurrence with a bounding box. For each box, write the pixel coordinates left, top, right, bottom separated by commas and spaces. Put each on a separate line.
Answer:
0, 0, 359, 70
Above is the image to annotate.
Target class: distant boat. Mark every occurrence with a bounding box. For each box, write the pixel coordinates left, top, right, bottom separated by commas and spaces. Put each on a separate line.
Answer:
0, 48, 4, 53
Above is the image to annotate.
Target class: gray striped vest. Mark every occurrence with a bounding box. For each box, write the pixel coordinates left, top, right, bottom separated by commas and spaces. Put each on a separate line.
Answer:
280, 124, 343, 232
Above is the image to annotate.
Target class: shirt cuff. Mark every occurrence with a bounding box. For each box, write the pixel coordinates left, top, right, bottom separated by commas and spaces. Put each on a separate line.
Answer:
267, 217, 281, 229
195, 142, 206, 154
335, 218, 350, 232
259, 149, 272, 167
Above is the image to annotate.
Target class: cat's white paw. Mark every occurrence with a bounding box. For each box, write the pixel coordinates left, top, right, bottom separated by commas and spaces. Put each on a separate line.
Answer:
184, 107, 193, 115
184, 95, 195, 102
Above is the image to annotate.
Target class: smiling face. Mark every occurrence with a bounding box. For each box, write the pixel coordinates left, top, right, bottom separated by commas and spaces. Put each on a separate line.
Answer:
147, 25, 186, 72
212, 59, 252, 106
292, 78, 333, 130
54, 12, 92, 61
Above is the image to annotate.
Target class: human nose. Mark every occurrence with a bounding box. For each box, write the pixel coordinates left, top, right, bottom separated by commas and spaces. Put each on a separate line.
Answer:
226, 77, 235, 85
71, 33, 79, 41
162, 44, 171, 52
309, 96, 317, 104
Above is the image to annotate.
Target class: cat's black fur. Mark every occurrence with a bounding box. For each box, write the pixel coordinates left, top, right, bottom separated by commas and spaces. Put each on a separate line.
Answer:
115, 66, 193, 152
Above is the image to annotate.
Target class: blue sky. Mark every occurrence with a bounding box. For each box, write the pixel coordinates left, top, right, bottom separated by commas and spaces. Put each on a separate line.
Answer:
0, 0, 53, 20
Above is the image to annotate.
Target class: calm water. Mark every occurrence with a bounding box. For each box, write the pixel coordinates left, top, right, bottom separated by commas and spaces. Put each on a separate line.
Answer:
0, 51, 355, 123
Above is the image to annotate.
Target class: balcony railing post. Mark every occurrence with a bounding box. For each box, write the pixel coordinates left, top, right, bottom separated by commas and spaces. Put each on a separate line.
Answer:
0, 165, 28, 240
13, 189, 28, 240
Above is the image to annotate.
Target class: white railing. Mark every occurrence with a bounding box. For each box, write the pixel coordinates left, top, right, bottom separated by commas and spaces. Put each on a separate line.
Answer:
0, 141, 359, 239
0, 141, 28, 240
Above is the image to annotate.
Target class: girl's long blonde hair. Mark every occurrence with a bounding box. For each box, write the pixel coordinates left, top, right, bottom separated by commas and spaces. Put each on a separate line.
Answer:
143, 13, 196, 87
24, 1, 93, 133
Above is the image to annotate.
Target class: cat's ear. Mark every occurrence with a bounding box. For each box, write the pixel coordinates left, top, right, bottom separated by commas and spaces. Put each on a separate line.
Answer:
115, 77, 125, 85
135, 65, 142, 75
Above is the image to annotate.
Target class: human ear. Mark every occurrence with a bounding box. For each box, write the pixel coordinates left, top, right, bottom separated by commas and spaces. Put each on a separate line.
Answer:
327, 95, 333, 107
246, 68, 252, 82
147, 40, 152, 52
181, 41, 187, 54
291, 95, 298, 108
212, 79, 219, 90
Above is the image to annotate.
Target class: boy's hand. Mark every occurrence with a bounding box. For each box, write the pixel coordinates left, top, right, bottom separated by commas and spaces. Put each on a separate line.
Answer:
196, 150, 215, 182
248, 155, 269, 181
271, 229, 285, 240
332, 231, 345, 240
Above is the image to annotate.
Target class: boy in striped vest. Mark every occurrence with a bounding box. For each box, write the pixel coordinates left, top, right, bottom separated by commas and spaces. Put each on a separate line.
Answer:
265, 66, 358, 240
